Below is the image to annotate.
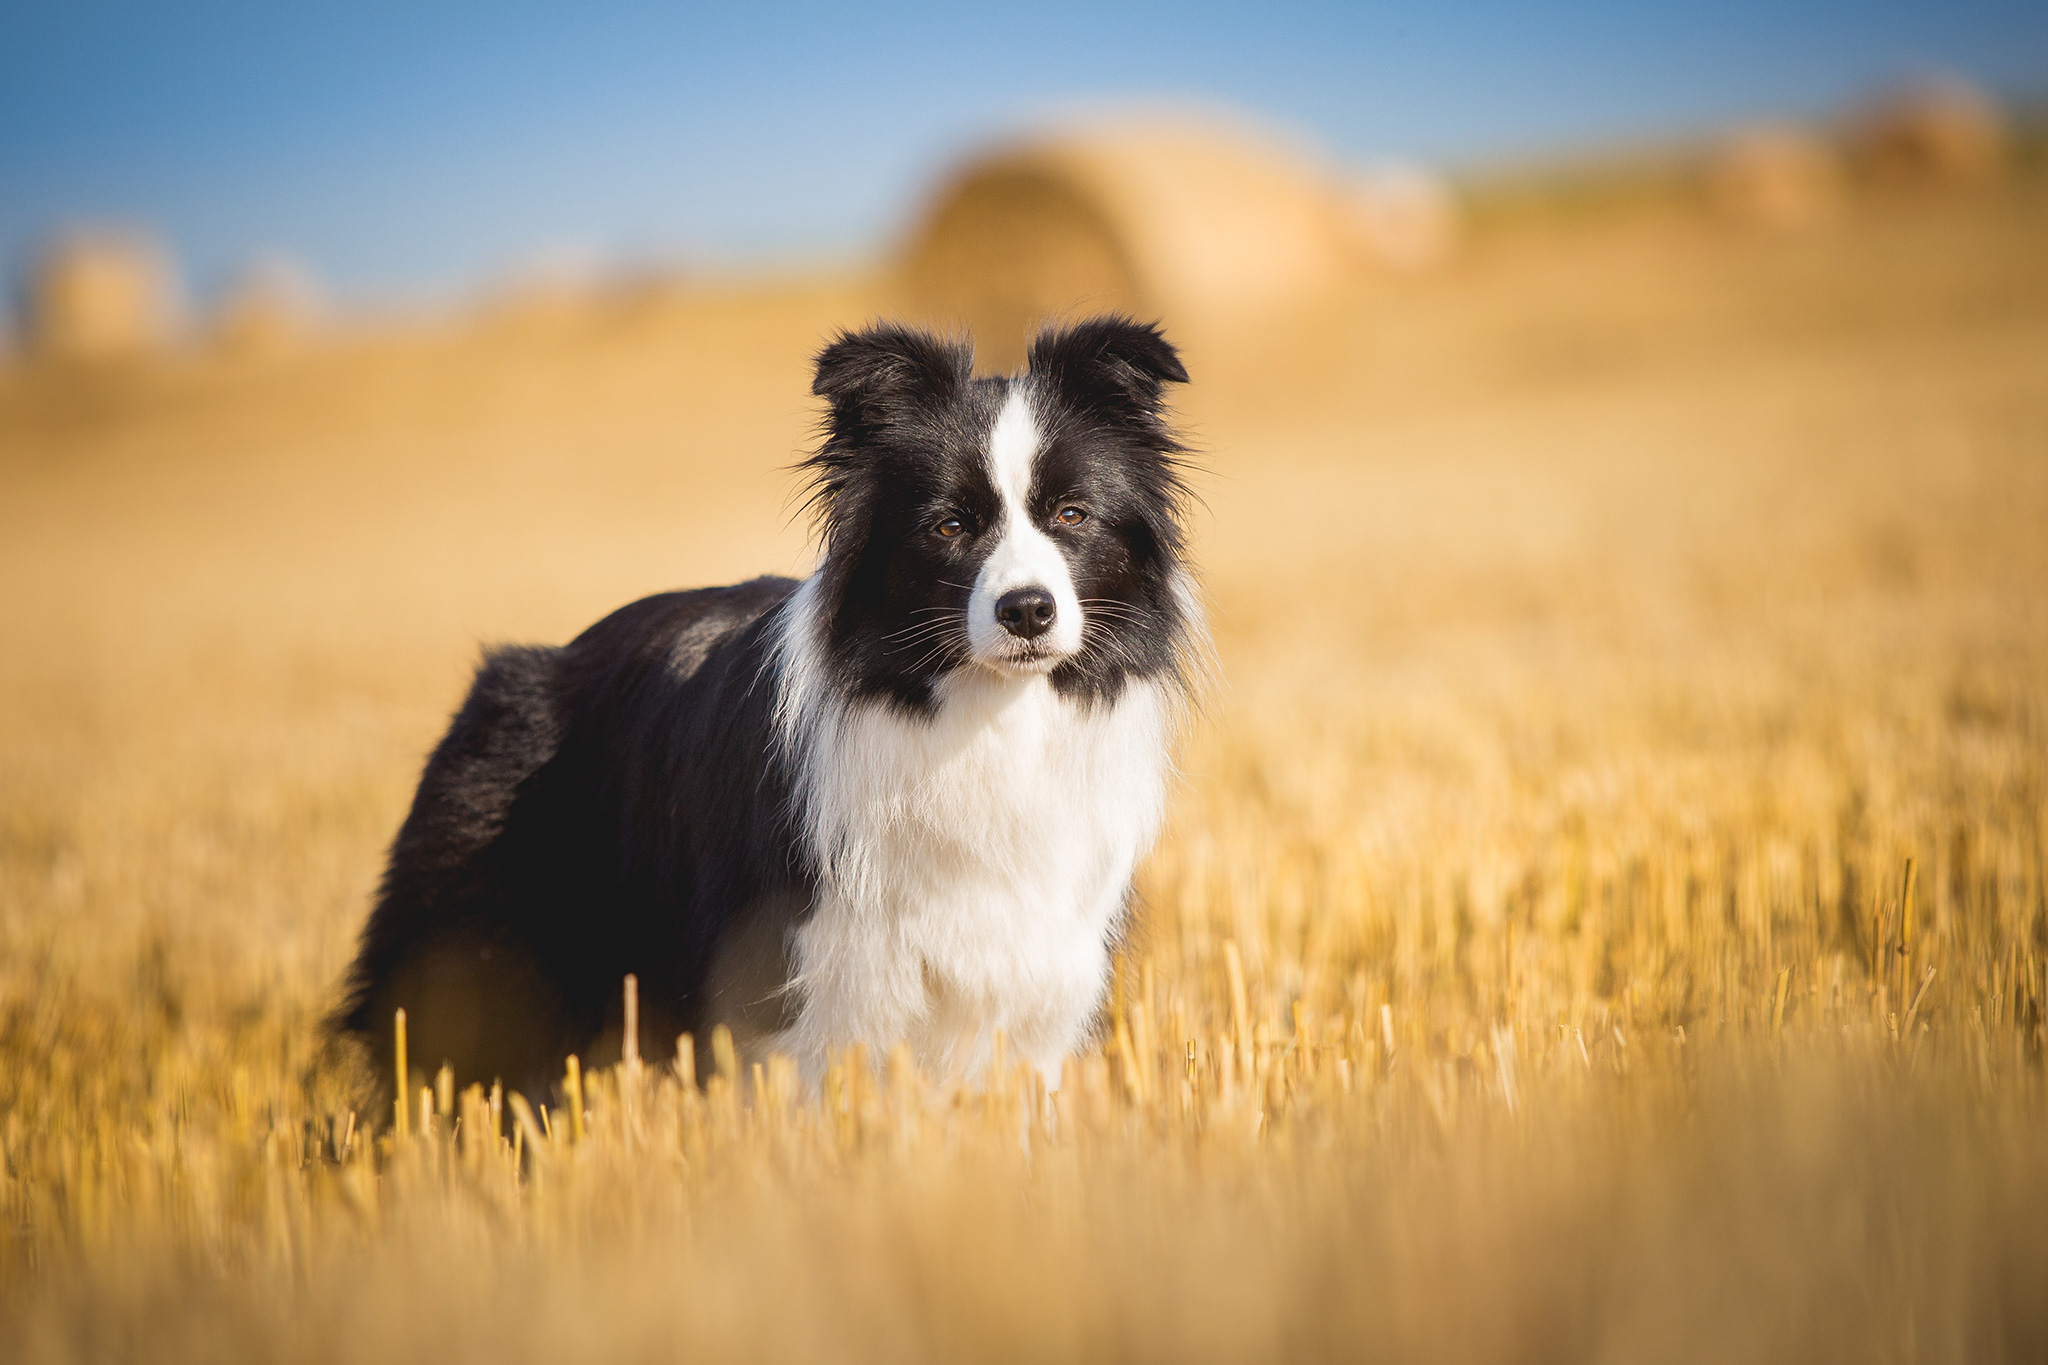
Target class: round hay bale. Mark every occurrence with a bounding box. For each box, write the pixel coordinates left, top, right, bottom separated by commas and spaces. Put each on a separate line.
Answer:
899, 121, 1375, 369
215, 254, 325, 355
1847, 79, 2006, 188
1338, 164, 1461, 268
480, 245, 616, 336
26, 230, 177, 362
1704, 125, 1846, 229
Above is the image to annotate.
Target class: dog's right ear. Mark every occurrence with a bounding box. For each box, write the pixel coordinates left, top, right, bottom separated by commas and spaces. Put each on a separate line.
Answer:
811, 324, 972, 443
802, 325, 971, 556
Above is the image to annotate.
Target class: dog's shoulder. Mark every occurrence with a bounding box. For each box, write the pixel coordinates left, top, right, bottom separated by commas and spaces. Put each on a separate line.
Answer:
561, 577, 799, 685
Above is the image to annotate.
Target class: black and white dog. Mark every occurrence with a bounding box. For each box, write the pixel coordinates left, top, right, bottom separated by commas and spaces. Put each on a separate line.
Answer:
337, 315, 1200, 1100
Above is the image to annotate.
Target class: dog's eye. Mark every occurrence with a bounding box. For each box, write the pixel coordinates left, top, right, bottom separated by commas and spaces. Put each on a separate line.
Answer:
933, 517, 967, 539
1055, 506, 1088, 527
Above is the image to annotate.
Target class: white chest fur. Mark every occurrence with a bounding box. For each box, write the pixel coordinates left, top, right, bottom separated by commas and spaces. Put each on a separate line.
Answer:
771, 596, 1171, 1083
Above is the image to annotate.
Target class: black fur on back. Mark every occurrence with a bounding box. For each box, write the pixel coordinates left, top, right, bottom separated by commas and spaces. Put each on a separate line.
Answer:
336, 578, 807, 1103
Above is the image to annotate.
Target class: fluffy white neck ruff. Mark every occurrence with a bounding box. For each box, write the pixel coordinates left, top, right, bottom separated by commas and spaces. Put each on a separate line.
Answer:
768, 573, 1173, 1086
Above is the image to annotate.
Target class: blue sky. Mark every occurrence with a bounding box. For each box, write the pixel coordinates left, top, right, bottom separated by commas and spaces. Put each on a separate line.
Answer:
2, 1, 2044, 313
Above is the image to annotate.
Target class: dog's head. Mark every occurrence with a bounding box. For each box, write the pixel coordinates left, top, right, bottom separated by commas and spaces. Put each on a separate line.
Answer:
798, 315, 1197, 711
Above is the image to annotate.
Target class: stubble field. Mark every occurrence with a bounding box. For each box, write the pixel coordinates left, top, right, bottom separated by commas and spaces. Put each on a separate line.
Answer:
2, 183, 2046, 1361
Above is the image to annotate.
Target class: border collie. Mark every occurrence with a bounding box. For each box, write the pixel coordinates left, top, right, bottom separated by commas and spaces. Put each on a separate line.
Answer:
337, 315, 1200, 1101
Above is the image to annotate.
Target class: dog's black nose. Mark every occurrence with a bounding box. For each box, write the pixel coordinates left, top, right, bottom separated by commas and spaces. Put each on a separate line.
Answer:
995, 587, 1056, 640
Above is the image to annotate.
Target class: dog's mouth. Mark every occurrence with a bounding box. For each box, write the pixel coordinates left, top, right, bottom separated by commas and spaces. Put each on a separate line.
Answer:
975, 638, 1067, 676
879, 618, 1067, 677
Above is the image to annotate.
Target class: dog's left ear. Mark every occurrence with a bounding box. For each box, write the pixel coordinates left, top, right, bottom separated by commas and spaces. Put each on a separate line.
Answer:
1026, 316, 1188, 425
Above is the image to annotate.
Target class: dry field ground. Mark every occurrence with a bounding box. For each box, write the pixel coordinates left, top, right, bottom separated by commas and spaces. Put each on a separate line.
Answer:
2, 183, 2046, 1361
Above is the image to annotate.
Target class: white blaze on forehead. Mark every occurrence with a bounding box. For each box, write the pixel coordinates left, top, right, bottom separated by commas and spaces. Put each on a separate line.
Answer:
986, 383, 1040, 516
967, 385, 1084, 666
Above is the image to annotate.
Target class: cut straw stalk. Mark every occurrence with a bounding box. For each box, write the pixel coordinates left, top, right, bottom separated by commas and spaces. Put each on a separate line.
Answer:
1225, 940, 1251, 1065
1114, 1015, 1144, 1103
622, 973, 639, 1072
1492, 1025, 1519, 1112
1903, 965, 1938, 1035
621, 976, 641, 1152
564, 1056, 585, 1144
711, 1025, 738, 1086
393, 1008, 409, 1139
1899, 858, 1919, 1001
506, 1092, 545, 1158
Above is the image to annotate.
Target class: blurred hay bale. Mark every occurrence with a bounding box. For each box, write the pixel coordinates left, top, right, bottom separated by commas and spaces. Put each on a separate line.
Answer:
481, 246, 620, 335
25, 230, 177, 362
1704, 126, 1846, 229
1339, 164, 1461, 268
214, 254, 325, 356
900, 121, 1398, 368
1847, 80, 2007, 189
478, 262, 699, 343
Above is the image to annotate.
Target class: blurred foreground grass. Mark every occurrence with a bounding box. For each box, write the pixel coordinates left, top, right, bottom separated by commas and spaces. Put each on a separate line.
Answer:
3, 187, 2047, 1361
